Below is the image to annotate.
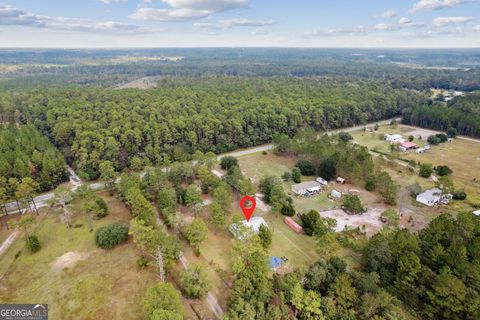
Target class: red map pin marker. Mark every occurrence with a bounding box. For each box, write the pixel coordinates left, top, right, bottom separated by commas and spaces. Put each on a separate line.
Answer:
240, 196, 256, 222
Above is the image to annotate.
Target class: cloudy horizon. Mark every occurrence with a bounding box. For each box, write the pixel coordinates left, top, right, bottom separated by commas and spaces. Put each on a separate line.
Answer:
0, 0, 479, 48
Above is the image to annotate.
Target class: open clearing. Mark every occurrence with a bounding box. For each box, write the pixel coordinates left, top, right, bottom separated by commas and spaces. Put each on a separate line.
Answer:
0, 193, 176, 320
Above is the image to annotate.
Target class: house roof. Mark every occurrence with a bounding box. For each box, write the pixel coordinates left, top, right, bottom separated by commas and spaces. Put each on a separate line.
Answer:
291, 181, 322, 193
400, 141, 418, 149
242, 216, 267, 233
473, 210, 480, 216
417, 188, 442, 202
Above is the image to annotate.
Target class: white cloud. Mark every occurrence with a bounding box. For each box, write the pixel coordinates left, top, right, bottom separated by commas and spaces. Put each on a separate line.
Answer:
130, 8, 210, 21
194, 18, 274, 29
132, 0, 249, 21
410, 0, 467, 13
432, 16, 473, 26
304, 26, 367, 37
399, 17, 411, 25
252, 28, 270, 35
381, 10, 397, 18
161, 0, 248, 12
374, 23, 395, 31
99, 0, 128, 3
473, 25, 480, 31
0, 4, 148, 33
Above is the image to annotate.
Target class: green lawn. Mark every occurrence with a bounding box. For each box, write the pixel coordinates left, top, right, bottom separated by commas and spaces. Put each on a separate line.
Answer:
238, 152, 296, 185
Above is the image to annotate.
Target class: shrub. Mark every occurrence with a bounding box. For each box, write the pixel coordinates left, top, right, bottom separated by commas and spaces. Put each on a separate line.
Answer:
295, 160, 316, 176
338, 132, 353, 142
291, 167, 301, 183
95, 223, 129, 249
419, 163, 434, 178
258, 224, 272, 249
281, 171, 292, 182
365, 175, 377, 191
95, 197, 108, 218
427, 135, 441, 145
342, 195, 364, 214
436, 133, 448, 143
453, 191, 467, 200
281, 202, 296, 217
447, 127, 458, 138
435, 165, 452, 176
27, 235, 41, 253
137, 255, 149, 269
220, 156, 238, 170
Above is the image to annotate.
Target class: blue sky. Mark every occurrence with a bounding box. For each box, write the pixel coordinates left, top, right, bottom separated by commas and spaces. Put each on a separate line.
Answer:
1, 0, 479, 47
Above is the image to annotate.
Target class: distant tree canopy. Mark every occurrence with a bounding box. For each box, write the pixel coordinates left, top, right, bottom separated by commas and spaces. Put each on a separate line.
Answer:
0, 124, 68, 191
3, 77, 423, 179
403, 92, 480, 138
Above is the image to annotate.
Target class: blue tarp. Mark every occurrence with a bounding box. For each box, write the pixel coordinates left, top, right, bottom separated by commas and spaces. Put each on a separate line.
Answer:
269, 256, 284, 269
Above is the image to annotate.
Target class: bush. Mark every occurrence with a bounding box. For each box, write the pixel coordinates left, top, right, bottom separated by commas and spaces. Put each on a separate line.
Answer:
95, 223, 129, 249
338, 132, 353, 142
436, 133, 448, 143
365, 175, 377, 191
220, 156, 238, 170
300, 210, 336, 237
342, 195, 364, 214
453, 191, 467, 200
295, 160, 316, 176
291, 167, 301, 183
137, 255, 149, 269
27, 235, 41, 253
281, 171, 291, 182
447, 127, 458, 138
419, 163, 434, 178
435, 165, 452, 176
281, 202, 296, 217
258, 224, 272, 249
427, 135, 441, 145
95, 197, 108, 218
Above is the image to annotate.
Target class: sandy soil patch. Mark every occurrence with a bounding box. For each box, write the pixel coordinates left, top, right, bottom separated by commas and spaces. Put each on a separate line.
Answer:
51, 251, 89, 272
319, 204, 387, 237
404, 128, 439, 140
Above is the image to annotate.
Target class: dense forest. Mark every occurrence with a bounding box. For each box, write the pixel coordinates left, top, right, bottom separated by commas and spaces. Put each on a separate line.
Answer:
403, 92, 480, 138
1, 49, 480, 91
0, 125, 68, 191
0, 77, 425, 180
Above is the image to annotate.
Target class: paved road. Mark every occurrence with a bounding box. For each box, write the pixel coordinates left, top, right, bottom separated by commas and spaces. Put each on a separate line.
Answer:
0, 116, 410, 215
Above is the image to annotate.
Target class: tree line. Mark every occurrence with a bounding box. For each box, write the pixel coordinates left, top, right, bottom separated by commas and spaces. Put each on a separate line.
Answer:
0, 124, 68, 191
402, 92, 480, 138
1, 77, 424, 180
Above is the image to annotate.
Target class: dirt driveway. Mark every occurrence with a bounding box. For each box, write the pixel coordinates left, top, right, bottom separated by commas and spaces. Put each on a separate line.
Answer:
319, 204, 387, 237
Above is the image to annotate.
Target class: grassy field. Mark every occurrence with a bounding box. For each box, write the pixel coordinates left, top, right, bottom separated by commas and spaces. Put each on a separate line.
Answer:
352, 123, 480, 213
0, 192, 171, 320
237, 152, 296, 186
351, 125, 426, 154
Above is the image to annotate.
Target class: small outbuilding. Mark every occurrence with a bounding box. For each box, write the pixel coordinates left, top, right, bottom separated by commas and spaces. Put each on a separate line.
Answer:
400, 141, 419, 151
336, 177, 346, 184
330, 190, 342, 200
416, 188, 442, 206
473, 210, 480, 217
385, 134, 403, 142
284, 217, 303, 233
316, 177, 328, 186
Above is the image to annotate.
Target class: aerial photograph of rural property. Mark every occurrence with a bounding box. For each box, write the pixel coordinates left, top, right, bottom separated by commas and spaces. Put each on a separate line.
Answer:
1, 1, 480, 319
